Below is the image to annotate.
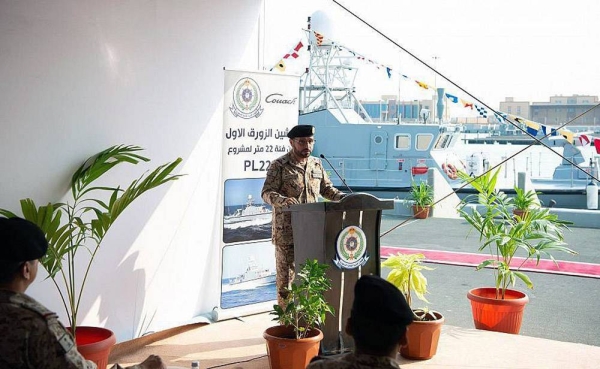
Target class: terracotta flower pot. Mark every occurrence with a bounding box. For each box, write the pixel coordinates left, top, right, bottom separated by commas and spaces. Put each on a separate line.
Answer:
412, 205, 430, 219
400, 311, 445, 360
70, 326, 116, 368
467, 287, 529, 334
263, 325, 323, 369
513, 209, 528, 219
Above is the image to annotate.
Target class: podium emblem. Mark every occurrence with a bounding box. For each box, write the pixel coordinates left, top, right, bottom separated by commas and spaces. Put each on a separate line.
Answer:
333, 226, 369, 270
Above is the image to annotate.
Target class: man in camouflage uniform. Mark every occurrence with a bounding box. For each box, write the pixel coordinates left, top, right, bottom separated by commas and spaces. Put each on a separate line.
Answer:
261, 124, 345, 307
0, 217, 165, 369
306, 275, 414, 369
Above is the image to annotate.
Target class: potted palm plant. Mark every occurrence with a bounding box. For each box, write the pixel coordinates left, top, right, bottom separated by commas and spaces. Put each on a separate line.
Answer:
512, 186, 540, 218
457, 168, 576, 334
0, 145, 182, 367
263, 259, 335, 369
406, 181, 434, 219
382, 252, 444, 360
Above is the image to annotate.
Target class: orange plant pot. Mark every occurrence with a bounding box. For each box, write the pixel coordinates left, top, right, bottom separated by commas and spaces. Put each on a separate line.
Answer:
467, 287, 529, 334
70, 326, 116, 368
400, 312, 445, 360
263, 325, 323, 369
412, 205, 430, 219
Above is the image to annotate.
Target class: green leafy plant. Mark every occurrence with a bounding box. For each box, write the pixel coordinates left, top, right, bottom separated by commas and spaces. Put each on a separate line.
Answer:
382, 252, 439, 321
270, 259, 335, 339
0, 145, 183, 336
513, 186, 540, 211
406, 182, 434, 208
456, 168, 577, 299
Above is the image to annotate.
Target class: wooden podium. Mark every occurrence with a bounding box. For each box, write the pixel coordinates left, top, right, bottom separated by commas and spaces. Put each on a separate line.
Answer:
285, 193, 394, 354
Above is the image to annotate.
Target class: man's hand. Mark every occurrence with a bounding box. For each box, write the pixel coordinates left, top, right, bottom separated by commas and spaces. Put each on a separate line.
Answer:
282, 197, 299, 207
138, 355, 166, 369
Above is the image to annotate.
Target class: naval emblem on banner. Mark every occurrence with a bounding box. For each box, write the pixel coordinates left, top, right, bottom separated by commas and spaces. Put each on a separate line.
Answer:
229, 77, 264, 119
333, 225, 369, 270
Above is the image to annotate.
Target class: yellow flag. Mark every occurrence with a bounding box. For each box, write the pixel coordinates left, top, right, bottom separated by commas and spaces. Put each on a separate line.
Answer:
274, 59, 286, 72
559, 129, 574, 143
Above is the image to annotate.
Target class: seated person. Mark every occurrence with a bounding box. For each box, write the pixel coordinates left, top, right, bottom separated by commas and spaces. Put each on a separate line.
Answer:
0, 217, 165, 369
307, 275, 414, 369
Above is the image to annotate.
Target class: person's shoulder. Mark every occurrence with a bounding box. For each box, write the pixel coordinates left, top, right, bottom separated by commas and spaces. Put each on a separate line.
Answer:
306, 353, 353, 368
271, 153, 290, 166
308, 155, 324, 167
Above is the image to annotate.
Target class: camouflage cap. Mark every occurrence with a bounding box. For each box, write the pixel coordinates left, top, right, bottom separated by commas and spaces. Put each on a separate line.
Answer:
351, 275, 414, 325
0, 217, 48, 262
287, 125, 315, 139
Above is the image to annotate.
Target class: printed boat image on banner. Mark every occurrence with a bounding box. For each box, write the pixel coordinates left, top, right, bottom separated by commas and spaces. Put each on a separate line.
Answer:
223, 178, 272, 243
224, 194, 271, 225
220, 241, 276, 309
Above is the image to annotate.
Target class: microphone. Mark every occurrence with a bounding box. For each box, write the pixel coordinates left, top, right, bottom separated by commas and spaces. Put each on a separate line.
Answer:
319, 154, 353, 193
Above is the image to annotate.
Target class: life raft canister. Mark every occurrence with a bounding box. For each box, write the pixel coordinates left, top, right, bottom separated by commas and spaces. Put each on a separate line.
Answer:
442, 163, 458, 180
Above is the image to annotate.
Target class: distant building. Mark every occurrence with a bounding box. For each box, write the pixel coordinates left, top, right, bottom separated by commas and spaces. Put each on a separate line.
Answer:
500, 95, 600, 128
499, 97, 530, 120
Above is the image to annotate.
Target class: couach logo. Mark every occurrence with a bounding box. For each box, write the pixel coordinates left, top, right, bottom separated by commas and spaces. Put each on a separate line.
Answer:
265, 93, 297, 105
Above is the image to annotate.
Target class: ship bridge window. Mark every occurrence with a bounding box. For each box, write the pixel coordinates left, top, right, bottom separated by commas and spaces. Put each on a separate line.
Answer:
394, 134, 410, 150
434, 134, 452, 149
415, 134, 434, 151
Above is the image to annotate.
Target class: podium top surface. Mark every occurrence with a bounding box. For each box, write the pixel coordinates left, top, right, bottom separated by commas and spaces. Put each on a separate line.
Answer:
284, 192, 394, 212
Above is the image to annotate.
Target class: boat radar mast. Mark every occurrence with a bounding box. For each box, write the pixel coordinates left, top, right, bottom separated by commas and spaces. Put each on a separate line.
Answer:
300, 13, 372, 123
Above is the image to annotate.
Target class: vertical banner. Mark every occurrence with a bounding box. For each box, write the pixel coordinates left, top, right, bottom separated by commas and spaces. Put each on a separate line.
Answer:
217, 69, 299, 318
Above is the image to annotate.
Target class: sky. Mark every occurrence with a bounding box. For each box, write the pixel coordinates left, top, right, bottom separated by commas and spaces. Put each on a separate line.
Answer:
263, 0, 600, 116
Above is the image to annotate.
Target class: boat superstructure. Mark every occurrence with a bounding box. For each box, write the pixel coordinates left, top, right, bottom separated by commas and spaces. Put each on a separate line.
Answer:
298, 21, 465, 195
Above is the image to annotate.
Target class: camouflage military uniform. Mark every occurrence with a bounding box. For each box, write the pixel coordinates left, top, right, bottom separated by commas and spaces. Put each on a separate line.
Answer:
0, 289, 96, 369
261, 151, 344, 306
306, 352, 401, 369
0, 290, 133, 369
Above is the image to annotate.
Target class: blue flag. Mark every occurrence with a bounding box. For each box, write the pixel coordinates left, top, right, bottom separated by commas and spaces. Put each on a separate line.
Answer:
445, 93, 458, 103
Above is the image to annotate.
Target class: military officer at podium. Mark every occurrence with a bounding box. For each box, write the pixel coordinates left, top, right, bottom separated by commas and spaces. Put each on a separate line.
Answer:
261, 124, 345, 307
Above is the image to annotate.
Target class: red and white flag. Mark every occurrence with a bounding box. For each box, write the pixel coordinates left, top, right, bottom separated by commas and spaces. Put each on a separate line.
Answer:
283, 41, 304, 59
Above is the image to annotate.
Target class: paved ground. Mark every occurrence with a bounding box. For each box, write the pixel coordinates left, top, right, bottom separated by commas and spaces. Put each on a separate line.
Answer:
379, 216, 600, 347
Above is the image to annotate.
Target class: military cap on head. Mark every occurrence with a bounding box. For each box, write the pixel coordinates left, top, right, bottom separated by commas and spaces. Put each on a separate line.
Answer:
0, 217, 48, 262
351, 275, 414, 325
287, 124, 315, 139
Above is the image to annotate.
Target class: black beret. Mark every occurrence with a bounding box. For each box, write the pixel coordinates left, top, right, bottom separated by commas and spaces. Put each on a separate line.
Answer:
351, 275, 414, 325
287, 125, 315, 139
0, 217, 48, 262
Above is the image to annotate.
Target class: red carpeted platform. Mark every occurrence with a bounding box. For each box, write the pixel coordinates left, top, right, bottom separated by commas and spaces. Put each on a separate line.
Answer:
381, 246, 600, 278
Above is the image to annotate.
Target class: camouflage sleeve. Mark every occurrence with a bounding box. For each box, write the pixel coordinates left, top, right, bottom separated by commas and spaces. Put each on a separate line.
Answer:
319, 163, 345, 201
29, 316, 96, 369
261, 160, 288, 207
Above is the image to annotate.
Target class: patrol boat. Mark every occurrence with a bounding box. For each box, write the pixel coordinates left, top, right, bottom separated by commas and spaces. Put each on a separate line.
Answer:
223, 195, 272, 226
297, 19, 599, 207
222, 257, 276, 293
297, 25, 465, 197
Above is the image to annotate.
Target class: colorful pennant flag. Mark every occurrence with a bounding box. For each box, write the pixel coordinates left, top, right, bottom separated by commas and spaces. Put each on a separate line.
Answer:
283, 41, 304, 59
386, 67, 392, 79
494, 112, 507, 123
524, 120, 540, 136
460, 99, 473, 109
475, 104, 488, 118
415, 80, 429, 89
560, 129, 574, 143
577, 134, 591, 146
595, 138, 600, 154
314, 31, 324, 46
445, 93, 458, 103
274, 59, 286, 72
